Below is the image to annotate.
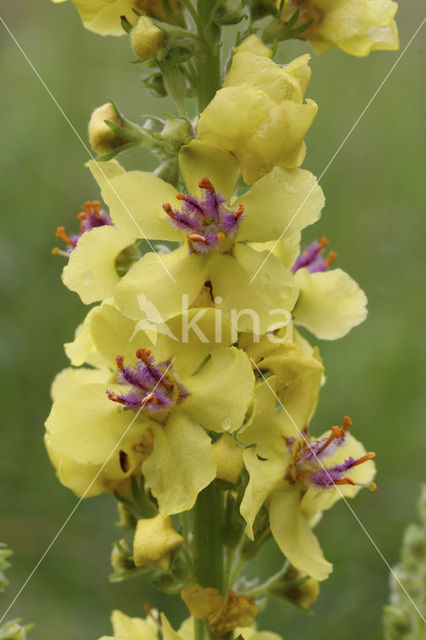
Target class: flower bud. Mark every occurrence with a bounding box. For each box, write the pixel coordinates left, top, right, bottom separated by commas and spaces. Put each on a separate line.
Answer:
213, 435, 243, 484
88, 103, 142, 158
161, 118, 191, 150
130, 16, 165, 61
212, 0, 245, 25
133, 514, 184, 570
110, 539, 135, 573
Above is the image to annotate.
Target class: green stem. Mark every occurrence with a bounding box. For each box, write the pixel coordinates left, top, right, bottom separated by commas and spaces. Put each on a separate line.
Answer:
196, 0, 222, 111
193, 482, 225, 592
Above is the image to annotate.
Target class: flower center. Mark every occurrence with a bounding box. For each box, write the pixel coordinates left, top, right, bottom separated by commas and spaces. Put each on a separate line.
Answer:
286, 416, 377, 490
106, 348, 188, 412
292, 236, 337, 274
162, 177, 244, 254
52, 201, 112, 256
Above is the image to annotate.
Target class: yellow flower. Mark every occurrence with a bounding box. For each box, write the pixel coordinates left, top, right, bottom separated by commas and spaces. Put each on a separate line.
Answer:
64, 141, 324, 336
45, 301, 254, 514
279, 0, 399, 57
52, 0, 180, 36
239, 378, 376, 581
197, 35, 318, 184
213, 434, 244, 484
133, 514, 184, 569
99, 609, 158, 640
258, 235, 368, 340
98, 609, 283, 640
130, 16, 165, 60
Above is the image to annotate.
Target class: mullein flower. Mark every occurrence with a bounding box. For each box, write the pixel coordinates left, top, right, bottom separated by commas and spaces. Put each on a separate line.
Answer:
45, 302, 254, 514
239, 378, 376, 581
98, 609, 283, 640
133, 514, 184, 569
52, 200, 112, 257
51, 0, 180, 36
291, 236, 367, 339
278, 0, 399, 57
64, 140, 324, 334
197, 35, 318, 184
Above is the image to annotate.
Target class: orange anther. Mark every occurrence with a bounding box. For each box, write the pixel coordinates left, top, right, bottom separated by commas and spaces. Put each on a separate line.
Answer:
217, 232, 225, 242
176, 192, 187, 201
116, 354, 125, 371
342, 416, 352, 431
325, 250, 338, 267
55, 226, 75, 247
198, 176, 215, 193
320, 236, 329, 248
162, 203, 175, 218
234, 204, 244, 219
189, 233, 208, 244
352, 452, 376, 467
136, 348, 152, 364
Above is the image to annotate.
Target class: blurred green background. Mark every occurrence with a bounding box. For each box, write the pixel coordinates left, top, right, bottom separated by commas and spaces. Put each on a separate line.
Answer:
0, 2, 425, 639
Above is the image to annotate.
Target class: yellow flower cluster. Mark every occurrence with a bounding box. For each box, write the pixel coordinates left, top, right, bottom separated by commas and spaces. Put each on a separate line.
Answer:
46, 33, 379, 595
278, 0, 399, 57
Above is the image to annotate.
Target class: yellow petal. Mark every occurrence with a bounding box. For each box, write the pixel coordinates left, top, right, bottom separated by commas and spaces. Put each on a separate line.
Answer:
183, 347, 254, 433
198, 85, 317, 184
269, 486, 333, 581
161, 614, 184, 640
152, 308, 235, 378
114, 245, 208, 323
111, 609, 158, 640
143, 413, 216, 515
64, 304, 109, 367
133, 514, 184, 568
98, 169, 181, 241
87, 158, 125, 190
240, 447, 284, 539
293, 268, 367, 340
213, 435, 244, 484
89, 300, 150, 366
233, 34, 273, 58
50, 366, 111, 402
210, 245, 298, 335
237, 167, 324, 242
179, 140, 239, 201
62, 225, 132, 304
45, 434, 123, 498
242, 341, 323, 437
46, 382, 144, 466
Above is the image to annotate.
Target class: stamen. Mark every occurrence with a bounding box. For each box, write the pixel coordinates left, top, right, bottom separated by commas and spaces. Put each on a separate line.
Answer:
162, 203, 175, 219
198, 176, 215, 193
320, 236, 329, 249
188, 233, 208, 244
234, 204, 244, 219
135, 348, 152, 365
333, 476, 356, 486
176, 193, 187, 201
315, 425, 344, 456
325, 250, 338, 267
116, 354, 125, 371
350, 452, 376, 467
55, 226, 76, 247
217, 232, 226, 243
